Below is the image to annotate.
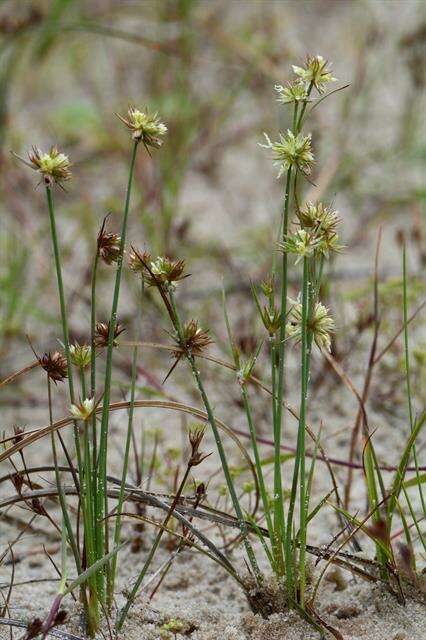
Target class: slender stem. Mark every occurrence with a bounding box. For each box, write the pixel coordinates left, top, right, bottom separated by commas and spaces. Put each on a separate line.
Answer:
241, 385, 274, 560
96, 140, 139, 597
402, 245, 425, 517
297, 257, 311, 607
274, 166, 292, 578
45, 187, 82, 471
116, 465, 191, 630
168, 290, 262, 582
89, 251, 102, 597
108, 345, 138, 607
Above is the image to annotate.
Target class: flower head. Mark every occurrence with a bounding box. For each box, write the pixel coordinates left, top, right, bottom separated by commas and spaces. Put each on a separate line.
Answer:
117, 106, 167, 147
297, 201, 340, 234
260, 130, 314, 178
39, 351, 68, 384
173, 320, 213, 358
149, 256, 187, 288
97, 219, 121, 265
70, 397, 95, 421
94, 321, 126, 348
292, 55, 337, 93
128, 248, 187, 289
128, 247, 150, 275
27, 146, 71, 186
188, 424, 210, 467
280, 229, 319, 263
69, 342, 91, 369
296, 202, 343, 258
275, 81, 308, 104
287, 297, 334, 351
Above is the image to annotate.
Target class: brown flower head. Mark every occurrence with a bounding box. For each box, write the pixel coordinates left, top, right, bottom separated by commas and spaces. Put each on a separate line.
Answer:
97, 217, 121, 265
188, 424, 210, 467
173, 320, 213, 358
94, 321, 126, 348
128, 247, 187, 289
39, 351, 68, 384
128, 247, 150, 275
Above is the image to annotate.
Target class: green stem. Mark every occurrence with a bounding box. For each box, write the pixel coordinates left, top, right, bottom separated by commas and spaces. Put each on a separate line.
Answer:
402, 245, 425, 517
241, 384, 275, 563
96, 140, 139, 597
168, 290, 261, 582
108, 345, 138, 607
274, 167, 292, 579
45, 187, 82, 471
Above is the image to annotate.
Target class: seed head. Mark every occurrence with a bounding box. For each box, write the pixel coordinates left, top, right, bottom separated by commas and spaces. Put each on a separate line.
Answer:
292, 55, 337, 93
69, 342, 91, 369
173, 320, 213, 357
39, 351, 68, 384
94, 321, 126, 348
287, 297, 334, 351
275, 80, 308, 104
26, 146, 71, 186
260, 130, 314, 178
128, 247, 151, 275
188, 424, 210, 467
280, 229, 319, 263
70, 397, 95, 421
97, 219, 121, 265
117, 106, 167, 146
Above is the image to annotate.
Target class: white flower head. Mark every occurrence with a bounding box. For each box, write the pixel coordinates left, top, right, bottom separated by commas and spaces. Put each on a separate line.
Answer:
287, 297, 334, 351
292, 55, 337, 93
275, 81, 308, 104
280, 229, 319, 263
260, 129, 314, 178
70, 397, 95, 421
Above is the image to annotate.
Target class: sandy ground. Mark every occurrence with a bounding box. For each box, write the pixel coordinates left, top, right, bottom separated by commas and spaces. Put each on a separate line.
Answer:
1, 1, 425, 639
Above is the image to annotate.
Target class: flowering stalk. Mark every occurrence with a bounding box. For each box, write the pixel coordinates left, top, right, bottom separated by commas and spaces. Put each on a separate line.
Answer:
96, 140, 139, 600
286, 257, 311, 606
273, 166, 292, 578
167, 289, 262, 583
45, 187, 82, 471
108, 345, 138, 607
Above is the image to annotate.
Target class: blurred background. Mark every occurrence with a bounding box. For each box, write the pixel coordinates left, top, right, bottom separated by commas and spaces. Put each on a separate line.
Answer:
0, 0, 425, 422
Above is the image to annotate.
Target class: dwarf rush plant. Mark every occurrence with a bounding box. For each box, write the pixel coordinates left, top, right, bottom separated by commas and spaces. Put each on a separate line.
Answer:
3, 55, 424, 640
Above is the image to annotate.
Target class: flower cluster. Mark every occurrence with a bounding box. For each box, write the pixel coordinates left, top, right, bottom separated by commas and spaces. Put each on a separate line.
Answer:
275, 81, 308, 104
70, 342, 91, 369
297, 201, 343, 258
38, 351, 68, 384
70, 397, 95, 421
129, 248, 187, 289
280, 229, 319, 263
172, 320, 213, 358
26, 146, 72, 186
260, 130, 314, 178
287, 297, 334, 351
292, 55, 337, 93
117, 107, 167, 147
94, 321, 126, 348
97, 220, 121, 265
